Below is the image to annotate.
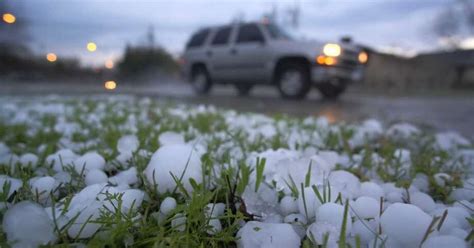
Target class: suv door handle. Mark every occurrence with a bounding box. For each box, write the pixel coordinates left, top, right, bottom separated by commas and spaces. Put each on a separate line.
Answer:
230, 48, 237, 55
206, 50, 212, 57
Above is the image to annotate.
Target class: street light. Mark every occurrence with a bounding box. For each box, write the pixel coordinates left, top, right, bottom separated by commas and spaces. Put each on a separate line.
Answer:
2, 13, 16, 24
105, 59, 114, 69
46, 53, 57, 62
87, 42, 97, 52
104, 80, 117, 90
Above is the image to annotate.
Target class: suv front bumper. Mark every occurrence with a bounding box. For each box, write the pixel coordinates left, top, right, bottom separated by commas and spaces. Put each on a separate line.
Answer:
311, 65, 364, 84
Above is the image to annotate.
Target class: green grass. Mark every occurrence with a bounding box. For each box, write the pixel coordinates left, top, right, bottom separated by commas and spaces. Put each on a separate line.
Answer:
0, 96, 472, 247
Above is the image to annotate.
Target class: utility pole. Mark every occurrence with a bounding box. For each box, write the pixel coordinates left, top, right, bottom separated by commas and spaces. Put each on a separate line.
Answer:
286, 0, 300, 29
147, 25, 155, 48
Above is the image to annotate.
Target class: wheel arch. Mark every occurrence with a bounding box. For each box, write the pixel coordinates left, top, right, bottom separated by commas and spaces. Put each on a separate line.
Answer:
190, 62, 209, 80
272, 56, 312, 84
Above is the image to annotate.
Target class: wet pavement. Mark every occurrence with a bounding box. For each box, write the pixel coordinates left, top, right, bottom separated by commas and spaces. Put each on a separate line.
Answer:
1, 81, 474, 138
179, 87, 474, 139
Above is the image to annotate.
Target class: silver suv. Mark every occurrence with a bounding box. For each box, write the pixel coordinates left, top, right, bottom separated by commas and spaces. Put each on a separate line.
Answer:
181, 21, 368, 99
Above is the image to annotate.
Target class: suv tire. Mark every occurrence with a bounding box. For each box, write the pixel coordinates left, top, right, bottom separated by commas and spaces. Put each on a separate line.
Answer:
235, 84, 253, 96
317, 79, 347, 99
191, 66, 212, 95
276, 62, 311, 99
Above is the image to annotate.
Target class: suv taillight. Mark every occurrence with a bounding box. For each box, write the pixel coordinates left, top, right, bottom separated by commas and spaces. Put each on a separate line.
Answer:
178, 57, 186, 65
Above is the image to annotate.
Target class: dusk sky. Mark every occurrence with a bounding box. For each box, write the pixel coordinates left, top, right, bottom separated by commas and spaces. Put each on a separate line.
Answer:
9, 0, 459, 66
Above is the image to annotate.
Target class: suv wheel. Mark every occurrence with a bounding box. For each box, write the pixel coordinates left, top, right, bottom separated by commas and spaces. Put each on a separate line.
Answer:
191, 67, 212, 94
317, 79, 347, 99
276, 62, 311, 99
235, 84, 253, 96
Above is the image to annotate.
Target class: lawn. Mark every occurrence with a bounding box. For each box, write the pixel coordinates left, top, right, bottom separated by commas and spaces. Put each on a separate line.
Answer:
0, 95, 472, 247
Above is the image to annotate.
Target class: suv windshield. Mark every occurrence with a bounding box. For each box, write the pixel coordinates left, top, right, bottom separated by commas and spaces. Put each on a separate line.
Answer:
264, 24, 293, 40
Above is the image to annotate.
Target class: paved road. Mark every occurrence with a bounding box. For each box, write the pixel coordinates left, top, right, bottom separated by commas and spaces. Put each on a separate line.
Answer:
1, 81, 474, 138
177, 86, 474, 139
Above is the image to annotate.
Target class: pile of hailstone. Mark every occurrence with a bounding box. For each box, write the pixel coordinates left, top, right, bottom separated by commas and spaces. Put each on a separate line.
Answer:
0, 96, 473, 247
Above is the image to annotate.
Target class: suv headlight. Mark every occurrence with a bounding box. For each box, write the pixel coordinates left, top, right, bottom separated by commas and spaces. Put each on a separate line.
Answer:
323, 43, 341, 57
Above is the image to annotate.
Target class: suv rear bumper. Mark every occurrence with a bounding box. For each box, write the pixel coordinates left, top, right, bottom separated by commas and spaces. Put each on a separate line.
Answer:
311, 65, 364, 84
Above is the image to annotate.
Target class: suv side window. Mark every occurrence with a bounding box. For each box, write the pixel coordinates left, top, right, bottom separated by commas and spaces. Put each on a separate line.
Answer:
236, 24, 264, 43
186, 29, 210, 48
211, 26, 232, 45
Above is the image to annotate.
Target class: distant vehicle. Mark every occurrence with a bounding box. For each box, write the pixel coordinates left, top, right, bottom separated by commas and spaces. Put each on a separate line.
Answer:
181, 21, 368, 99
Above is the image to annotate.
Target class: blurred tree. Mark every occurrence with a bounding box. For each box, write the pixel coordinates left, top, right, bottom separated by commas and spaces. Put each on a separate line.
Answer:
0, 0, 33, 78
0, 0, 30, 54
260, 1, 300, 29
285, 1, 300, 29
117, 44, 178, 80
433, 0, 474, 49
147, 25, 155, 48
1, 1, 98, 81
117, 25, 179, 80
463, 0, 474, 33
262, 4, 278, 24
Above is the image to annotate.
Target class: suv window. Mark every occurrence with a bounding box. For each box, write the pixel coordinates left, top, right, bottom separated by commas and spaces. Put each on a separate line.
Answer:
236, 24, 264, 43
211, 26, 232, 45
186, 29, 210, 48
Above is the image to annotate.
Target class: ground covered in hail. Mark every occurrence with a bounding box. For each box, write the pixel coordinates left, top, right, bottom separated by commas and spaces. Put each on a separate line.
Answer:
0, 95, 473, 248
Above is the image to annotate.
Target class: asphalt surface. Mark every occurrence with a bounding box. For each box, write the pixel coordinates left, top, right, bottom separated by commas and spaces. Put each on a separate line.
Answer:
1, 81, 474, 139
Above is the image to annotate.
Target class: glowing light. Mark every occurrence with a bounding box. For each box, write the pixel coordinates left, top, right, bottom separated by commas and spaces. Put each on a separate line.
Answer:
460, 37, 474, 50
46, 53, 57, 62
316, 55, 337, 66
323, 43, 341, 57
324, 57, 337, 65
316, 55, 325, 65
87, 42, 97, 52
105, 59, 114, 69
318, 108, 339, 124
104, 80, 117, 90
2, 13, 16, 24
358, 51, 368, 64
